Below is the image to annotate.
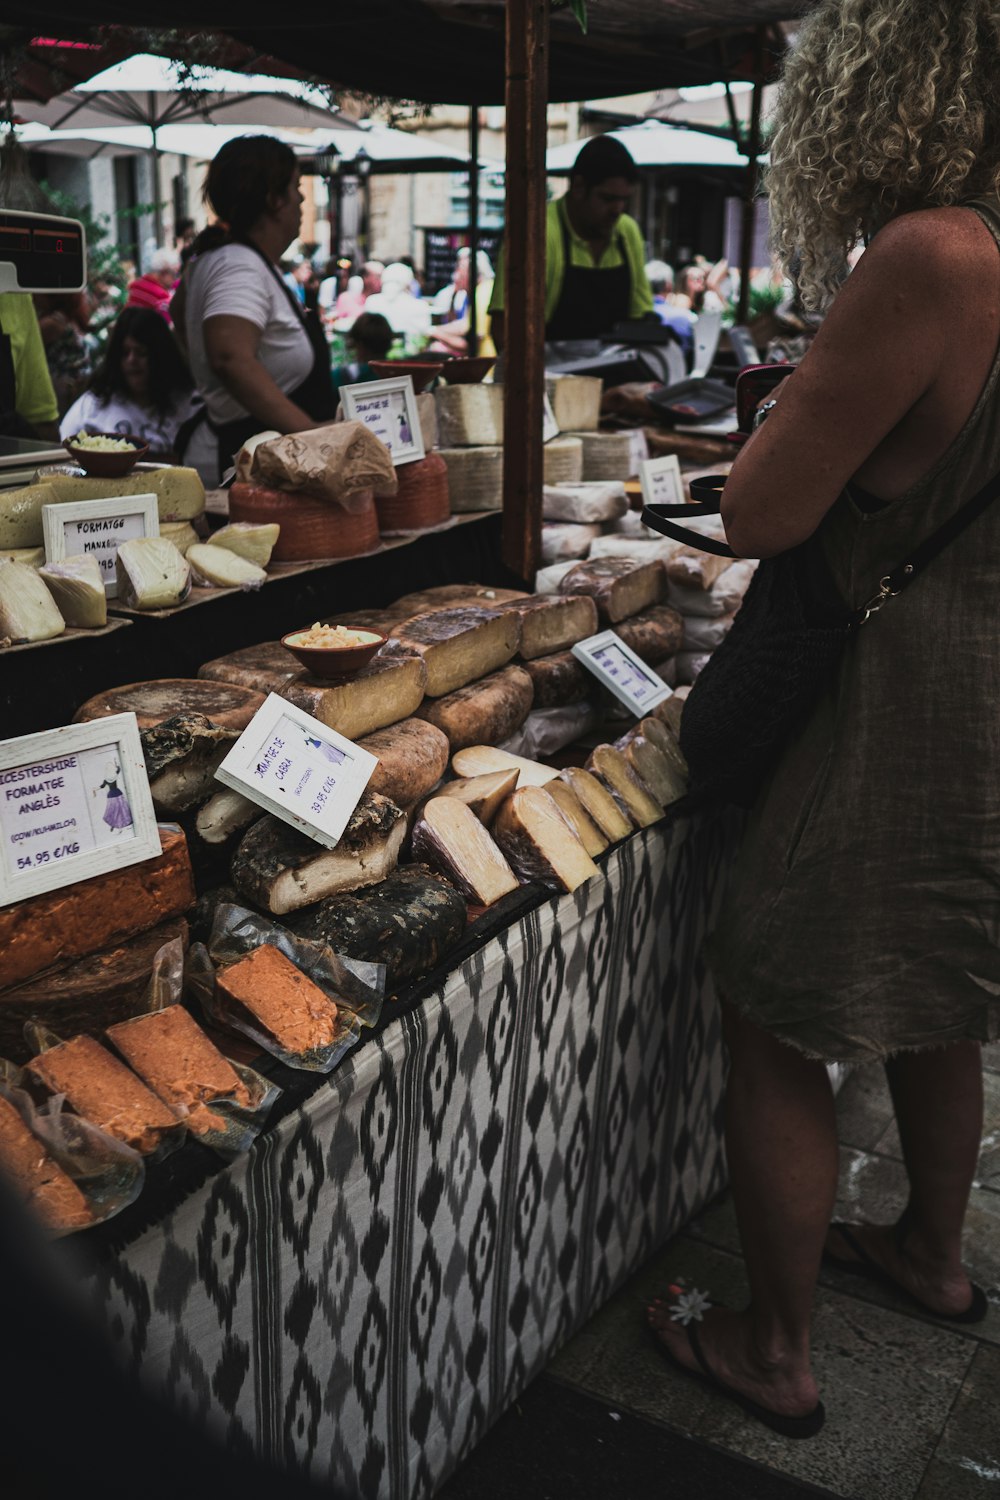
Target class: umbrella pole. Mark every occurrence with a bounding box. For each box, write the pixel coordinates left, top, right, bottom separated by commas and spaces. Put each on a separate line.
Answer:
150, 109, 163, 250
502, 0, 548, 584
467, 102, 480, 358
737, 30, 765, 327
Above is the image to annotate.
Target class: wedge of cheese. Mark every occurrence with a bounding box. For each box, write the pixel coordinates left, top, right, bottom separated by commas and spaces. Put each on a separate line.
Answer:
158, 521, 199, 556
587, 744, 664, 828
207, 522, 279, 568
619, 733, 687, 807
546, 779, 609, 857
558, 767, 632, 843
195, 788, 260, 846
187, 542, 267, 589
393, 607, 521, 697
44, 467, 206, 522
438, 446, 504, 512
357, 718, 450, 807
493, 786, 599, 893
418, 664, 534, 751
437, 769, 519, 825
0, 482, 61, 550
451, 743, 559, 788
281, 651, 427, 741
0, 559, 65, 642
0, 546, 44, 568
435, 384, 504, 446
140, 712, 238, 815
115, 537, 191, 610
38, 554, 107, 628
411, 797, 519, 906
558, 558, 665, 623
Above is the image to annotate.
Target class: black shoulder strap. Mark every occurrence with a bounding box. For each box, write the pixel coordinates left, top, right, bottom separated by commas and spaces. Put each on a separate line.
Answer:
641, 474, 737, 558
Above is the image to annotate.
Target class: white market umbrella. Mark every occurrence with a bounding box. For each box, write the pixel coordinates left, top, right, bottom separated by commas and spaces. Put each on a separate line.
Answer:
544, 120, 762, 174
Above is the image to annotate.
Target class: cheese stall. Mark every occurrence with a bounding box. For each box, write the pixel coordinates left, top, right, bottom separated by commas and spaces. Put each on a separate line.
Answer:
0, 5, 793, 1495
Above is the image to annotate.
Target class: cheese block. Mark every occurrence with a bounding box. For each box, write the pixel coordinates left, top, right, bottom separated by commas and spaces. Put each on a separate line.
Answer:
619, 733, 687, 807
522, 650, 591, 709
393, 607, 521, 698
115, 537, 191, 610
451, 744, 559, 787
542, 481, 628, 524
384, 585, 598, 661
140, 712, 238, 814
0, 558, 65, 641
357, 717, 450, 806
0, 481, 61, 549
569, 430, 635, 481
417, 664, 534, 751
558, 558, 665, 623
0, 546, 44, 567
287, 864, 466, 987
228, 481, 380, 561
158, 521, 199, 556
207, 522, 279, 568
74, 678, 265, 731
199, 640, 301, 693
411, 797, 519, 905
614, 605, 684, 665
558, 767, 632, 843
44, 467, 206, 522
492, 786, 599, 893
541, 522, 602, 565
281, 651, 427, 740
437, 769, 519, 825
438, 446, 504, 512
383, 582, 528, 620
216, 944, 339, 1054
0, 829, 194, 993
27, 1034, 179, 1154
187, 542, 267, 589
666, 546, 737, 592
195, 788, 260, 845
38, 554, 108, 628
545, 375, 602, 433
542, 436, 584, 486
106, 1003, 250, 1133
587, 744, 664, 828
435, 384, 504, 446
374, 452, 450, 535
0, 1093, 91, 1230
546, 779, 609, 857
231, 795, 406, 914
588, 535, 682, 566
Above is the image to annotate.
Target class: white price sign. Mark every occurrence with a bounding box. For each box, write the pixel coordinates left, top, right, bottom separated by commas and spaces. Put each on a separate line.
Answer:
572, 629, 673, 716
542, 393, 560, 444
42, 494, 159, 598
214, 694, 378, 848
639, 455, 685, 509
0, 714, 160, 906
340, 375, 425, 467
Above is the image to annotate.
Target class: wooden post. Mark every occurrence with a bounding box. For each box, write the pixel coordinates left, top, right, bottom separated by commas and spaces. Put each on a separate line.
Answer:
502, 0, 548, 583
737, 29, 766, 326
467, 102, 480, 357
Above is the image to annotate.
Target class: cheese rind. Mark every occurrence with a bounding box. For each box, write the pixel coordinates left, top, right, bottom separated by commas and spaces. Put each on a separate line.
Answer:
521, 650, 591, 709
619, 734, 687, 807
38, 554, 107, 628
140, 712, 238, 814
393, 607, 521, 697
613, 605, 684, 664
437, 769, 519, 825
0, 558, 65, 641
435, 384, 505, 446
411, 797, 519, 906
44, 467, 206, 522
187, 542, 267, 589
438, 446, 504, 512
545, 375, 603, 433
492, 786, 599, 892
357, 718, 451, 806
558, 767, 632, 843
281, 651, 427, 740
74, 678, 265, 730
451, 743, 559, 787
542, 436, 584, 486
198, 640, 301, 693
417, 664, 534, 751
558, 557, 665, 623
115, 537, 191, 610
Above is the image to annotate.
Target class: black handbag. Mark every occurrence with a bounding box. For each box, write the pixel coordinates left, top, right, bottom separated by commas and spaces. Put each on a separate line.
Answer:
642, 469, 1000, 807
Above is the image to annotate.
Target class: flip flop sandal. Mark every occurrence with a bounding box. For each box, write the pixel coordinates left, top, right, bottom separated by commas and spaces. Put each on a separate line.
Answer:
646, 1309, 826, 1440
822, 1220, 989, 1325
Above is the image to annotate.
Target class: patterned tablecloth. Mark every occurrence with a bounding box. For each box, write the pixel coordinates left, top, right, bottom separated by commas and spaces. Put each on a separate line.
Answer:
84, 811, 734, 1499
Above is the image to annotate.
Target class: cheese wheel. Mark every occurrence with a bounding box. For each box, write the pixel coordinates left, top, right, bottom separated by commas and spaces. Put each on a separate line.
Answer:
435, 385, 505, 446
568, 430, 635, 481
417, 664, 534, 751
542, 436, 584, 486
438, 446, 504, 512
614, 605, 684, 664
199, 640, 301, 693
357, 718, 450, 806
229, 482, 380, 561
374, 453, 450, 535
73, 678, 265, 730
281, 651, 427, 740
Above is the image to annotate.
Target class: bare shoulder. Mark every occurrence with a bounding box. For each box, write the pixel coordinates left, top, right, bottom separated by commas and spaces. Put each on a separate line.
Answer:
855, 207, 997, 287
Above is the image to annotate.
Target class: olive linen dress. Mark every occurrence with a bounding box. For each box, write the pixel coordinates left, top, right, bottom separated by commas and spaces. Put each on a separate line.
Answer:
706, 198, 1000, 1063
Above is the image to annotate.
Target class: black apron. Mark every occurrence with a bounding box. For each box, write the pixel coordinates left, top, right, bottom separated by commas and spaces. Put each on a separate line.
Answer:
545, 211, 633, 341
177, 241, 336, 483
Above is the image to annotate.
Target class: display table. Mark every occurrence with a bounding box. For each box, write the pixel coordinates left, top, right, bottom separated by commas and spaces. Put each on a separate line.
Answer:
78, 809, 734, 1498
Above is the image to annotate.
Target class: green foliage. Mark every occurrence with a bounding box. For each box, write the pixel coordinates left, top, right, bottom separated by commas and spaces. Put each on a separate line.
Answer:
36, 182, 159, 343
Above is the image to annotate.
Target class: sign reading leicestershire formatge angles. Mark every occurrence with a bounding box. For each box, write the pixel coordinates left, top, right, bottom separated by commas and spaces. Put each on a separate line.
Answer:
572, 629, 673, 716
340, 375, 426, 467
215, 694, 378, 849
0, 714, 160, 906
42, 494, 159, 598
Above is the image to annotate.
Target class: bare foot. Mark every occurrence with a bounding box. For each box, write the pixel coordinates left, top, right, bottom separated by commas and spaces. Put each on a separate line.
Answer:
824, 1221, 976, 1317
646, 1302, 820, 1419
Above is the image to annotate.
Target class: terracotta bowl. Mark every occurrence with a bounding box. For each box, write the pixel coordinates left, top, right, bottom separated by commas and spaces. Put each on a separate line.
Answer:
62, 434, 148, 477
439, 356, 496, 384
368, 360, 444, 393
281, 626, 387, 680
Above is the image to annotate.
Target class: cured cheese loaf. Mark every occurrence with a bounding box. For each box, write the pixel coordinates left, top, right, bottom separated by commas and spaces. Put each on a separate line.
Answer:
74, 677, 265, 731
613, 605, 684, 665
542, 481, 628, 524
0, 558, 65, 642
666, 546, 736, 592
546, 779, 609, 857
0, 1093, 91, 1230
231, 794, 406, 914
0, 828, 194, 993
559, 767, 632, 843
437, 769, 519, 825
521, 650, 591, 709
281, 651, 427, 740
44, 467, 206, 522
287, 864, 466, 987
27, 1034, 179, 1154
393, 607, 521, 697
451, 743, 559, 788
559, 558, 665, 623
435, 384, 504, 446
492, 786, 599, 893
542, 436, 584, 486
438, 446, 504, 511
357, 718, 450, 806
374, 452, 450, 534
417, 664, 534, 751
199, 640, 302, 693
0, 482, 61, 549
541, 522, 602, 565
587, 744, 664, 828
545, 375, 602, 433
228, 482, 380, 561
411, 798, 518, 905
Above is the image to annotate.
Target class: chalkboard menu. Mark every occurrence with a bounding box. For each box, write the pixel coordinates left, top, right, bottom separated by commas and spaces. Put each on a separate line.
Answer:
422, 227, 504, 296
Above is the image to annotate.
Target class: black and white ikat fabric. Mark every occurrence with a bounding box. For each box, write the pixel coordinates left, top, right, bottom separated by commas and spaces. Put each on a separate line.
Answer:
85, 815, 733, 1498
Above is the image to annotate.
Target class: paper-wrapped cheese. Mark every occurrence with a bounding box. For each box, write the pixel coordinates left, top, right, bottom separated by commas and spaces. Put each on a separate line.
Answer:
357, 717, 450, 806
393, 607, 521, 698
74, 678, 264, 731
541, 522, 602, 565
558, 557, 665, 623
542, 481, 629, 524
0, 558, 65, 642
439, 446, 504, 512
199, 640, 301, 693
45, 467, 206, 522
417, 664, 534, 751
187, 542, 267, 590
115, 537, 191, 610
492, 786, 599, 893
281, 650, 427, 740
411, 797, 518, 905
207, 522, 279, 568
435, 384, 504, 446
534, 560, 579, 594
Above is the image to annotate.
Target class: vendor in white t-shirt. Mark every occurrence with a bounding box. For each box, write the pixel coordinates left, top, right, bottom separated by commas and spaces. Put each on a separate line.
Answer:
176, 136, 336, 483
60, 306, 200, 462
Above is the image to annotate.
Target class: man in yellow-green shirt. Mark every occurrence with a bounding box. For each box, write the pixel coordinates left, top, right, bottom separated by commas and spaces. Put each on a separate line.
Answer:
0, 293, 59, 437
489, 135, 653, 350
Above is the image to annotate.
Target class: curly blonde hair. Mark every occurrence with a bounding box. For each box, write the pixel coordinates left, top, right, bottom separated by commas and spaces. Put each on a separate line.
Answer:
767, 0, 1000, 311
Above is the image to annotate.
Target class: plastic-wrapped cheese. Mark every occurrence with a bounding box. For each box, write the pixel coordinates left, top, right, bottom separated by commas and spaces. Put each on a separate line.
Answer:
438, 446, 504, 512
187, 542, 266, 589
534, 560, 579, 595
38, 554, 107, 628
207, 522, 279, 568
115, 537, 191, 610
541, 522, 602, 564
0, 558, 65, 641
435, 384, 504, 446
588, 535, 682, 565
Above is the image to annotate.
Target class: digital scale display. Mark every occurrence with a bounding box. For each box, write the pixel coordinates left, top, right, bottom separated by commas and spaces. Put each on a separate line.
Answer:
0, 210, 86, 292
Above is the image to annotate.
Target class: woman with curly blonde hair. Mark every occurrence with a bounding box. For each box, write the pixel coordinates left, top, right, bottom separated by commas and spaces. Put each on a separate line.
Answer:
648, 0, 997, 1438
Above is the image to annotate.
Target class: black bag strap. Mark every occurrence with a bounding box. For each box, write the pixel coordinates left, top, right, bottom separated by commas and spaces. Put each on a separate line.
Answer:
640, 474, 737, 557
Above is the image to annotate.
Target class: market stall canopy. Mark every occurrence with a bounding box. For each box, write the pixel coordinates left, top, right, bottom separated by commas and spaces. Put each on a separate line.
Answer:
543, 120, 762, 174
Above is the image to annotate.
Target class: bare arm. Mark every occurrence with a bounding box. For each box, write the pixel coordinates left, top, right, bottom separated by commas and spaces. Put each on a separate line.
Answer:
203, 315, 320, 433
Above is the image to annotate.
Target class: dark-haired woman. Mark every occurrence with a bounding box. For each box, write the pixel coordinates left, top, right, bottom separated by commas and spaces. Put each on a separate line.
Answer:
59, 306, 199, 462
178, 135, 336, 483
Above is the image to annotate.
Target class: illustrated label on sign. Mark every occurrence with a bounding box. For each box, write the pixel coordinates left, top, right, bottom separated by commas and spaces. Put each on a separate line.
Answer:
1, 745, 137, 884
639, 455, 684, 509
340, 376, 425, 467
572, 629, 673, 716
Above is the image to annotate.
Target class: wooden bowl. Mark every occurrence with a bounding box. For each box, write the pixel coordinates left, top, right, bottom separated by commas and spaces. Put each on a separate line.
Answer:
368, 360, 444, 393
62, 434, 148, 477
439, 356, 496, 384
281, 626, 387, 679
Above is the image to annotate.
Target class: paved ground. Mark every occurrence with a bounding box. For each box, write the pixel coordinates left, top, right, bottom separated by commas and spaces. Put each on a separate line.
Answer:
545, 1043, 1000, 1500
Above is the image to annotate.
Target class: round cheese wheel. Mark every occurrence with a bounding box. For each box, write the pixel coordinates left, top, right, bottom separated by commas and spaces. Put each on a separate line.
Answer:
374, 453, 450, 535
228, 482, 380, 561
73, 677, 265, 730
